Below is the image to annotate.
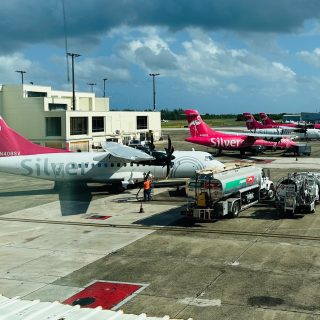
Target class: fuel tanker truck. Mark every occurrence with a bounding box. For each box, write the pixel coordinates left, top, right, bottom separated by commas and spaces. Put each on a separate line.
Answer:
186, 163, 274, 220
275, 172, 319, 214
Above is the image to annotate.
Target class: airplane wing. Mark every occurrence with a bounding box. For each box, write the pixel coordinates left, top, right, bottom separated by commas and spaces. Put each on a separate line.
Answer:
100, 142, 155, 161
218, 130, 298, 140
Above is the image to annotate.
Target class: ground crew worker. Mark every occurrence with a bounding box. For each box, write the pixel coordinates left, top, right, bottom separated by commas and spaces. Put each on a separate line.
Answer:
143, 177, 151, 201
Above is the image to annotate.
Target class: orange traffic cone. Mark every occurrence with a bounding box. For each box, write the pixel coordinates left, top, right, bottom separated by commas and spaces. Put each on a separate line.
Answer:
139, 201, 144, 213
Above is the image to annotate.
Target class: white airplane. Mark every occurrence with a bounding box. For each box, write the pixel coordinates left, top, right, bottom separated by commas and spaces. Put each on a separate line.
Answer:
243, 113, 320, 140
0, 116, 225, 190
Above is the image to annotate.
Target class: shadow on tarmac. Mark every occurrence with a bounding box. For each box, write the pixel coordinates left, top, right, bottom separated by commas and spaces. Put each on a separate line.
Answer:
0, 183, 116, 217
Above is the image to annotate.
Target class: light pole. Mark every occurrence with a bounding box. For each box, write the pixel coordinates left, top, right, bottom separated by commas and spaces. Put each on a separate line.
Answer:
149, 73, 160, 111
87, 82, 96, 93
15, 70, 26, 85
103, 78, 108, 97
67, 52, 81, 110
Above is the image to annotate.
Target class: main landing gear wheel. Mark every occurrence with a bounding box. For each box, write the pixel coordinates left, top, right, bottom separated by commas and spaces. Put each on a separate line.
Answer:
230, 201, 240, 218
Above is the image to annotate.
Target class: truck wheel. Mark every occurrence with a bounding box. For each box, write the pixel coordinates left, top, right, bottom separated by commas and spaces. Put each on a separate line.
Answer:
231, 201, 240, 218
267, 184, 275, 200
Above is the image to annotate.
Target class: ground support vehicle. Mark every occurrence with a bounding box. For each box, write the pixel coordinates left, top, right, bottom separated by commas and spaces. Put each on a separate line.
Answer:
284, 144, 311, 156
275, 172, 319, 214
186, 163, 274, 221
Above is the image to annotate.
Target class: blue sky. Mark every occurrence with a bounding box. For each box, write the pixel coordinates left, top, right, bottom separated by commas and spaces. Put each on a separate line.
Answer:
2, 0, 320, 114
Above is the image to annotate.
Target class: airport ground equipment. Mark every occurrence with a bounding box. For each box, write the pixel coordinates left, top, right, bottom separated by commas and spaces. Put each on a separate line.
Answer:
186, 163, 274, 220
285, 144, 311, 156
275, 172, 319, 214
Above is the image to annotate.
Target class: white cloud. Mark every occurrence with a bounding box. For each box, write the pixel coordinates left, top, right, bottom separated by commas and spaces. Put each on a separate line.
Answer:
117, 28, 297, 94
297, 48, 320, 67
0, 53, 33, 84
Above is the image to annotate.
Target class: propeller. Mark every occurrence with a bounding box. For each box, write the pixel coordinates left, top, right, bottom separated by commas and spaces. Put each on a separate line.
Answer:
164, 135, 175, 177
149, 133, 155, 152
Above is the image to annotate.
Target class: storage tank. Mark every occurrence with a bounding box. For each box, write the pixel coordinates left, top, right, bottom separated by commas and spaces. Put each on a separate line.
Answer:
187, 163, 264, 201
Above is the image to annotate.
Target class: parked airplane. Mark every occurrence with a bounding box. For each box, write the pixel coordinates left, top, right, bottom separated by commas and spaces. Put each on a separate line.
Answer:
0, 116, 224, 189
244, 113, 320, 139
184, 109, 297, 155
259, 112, 303, 128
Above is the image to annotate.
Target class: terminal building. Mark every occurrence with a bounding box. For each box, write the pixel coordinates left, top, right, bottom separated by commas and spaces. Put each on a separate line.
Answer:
0, 84, 161, 151
283, 112, 320, 123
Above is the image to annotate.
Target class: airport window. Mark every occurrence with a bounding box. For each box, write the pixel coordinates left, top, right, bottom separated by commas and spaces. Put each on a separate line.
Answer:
92, 117, 104, 132
49, 103, 67, 111
27, 91, 47, 97
70, 117, 88, 135
137, 116, 148, 130
45, 117, 61, 136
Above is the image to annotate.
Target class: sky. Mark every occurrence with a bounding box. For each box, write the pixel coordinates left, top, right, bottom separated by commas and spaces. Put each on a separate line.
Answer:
2, 0, 320, 114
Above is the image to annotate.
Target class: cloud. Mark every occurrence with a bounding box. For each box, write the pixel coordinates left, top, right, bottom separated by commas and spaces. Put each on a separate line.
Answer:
297, 48, 320, 67
0, 0, 320, 53
0, 53, 37, 83
117, 29, 297, 94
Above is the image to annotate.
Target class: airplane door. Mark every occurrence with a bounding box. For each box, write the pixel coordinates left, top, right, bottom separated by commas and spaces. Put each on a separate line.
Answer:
53, 162, 65, 180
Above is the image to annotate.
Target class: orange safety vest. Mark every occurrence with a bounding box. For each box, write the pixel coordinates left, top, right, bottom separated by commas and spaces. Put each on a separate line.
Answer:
143, 180, 150, 190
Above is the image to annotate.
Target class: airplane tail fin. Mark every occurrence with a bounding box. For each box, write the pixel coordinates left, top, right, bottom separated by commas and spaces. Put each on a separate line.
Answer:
184, 109, 213, 137
243, 113, 264, 130
259, 112, 275, 126
0, 116, 67, 157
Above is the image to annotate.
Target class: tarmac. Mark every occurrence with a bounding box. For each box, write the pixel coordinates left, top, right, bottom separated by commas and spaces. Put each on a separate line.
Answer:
1, 133, 320, 319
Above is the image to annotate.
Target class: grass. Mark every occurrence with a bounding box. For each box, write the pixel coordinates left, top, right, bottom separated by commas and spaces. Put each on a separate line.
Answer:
161, 118, 244, 128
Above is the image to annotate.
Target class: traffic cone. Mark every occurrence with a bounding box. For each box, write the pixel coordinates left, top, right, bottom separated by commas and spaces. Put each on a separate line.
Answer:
139, 201, 144, 213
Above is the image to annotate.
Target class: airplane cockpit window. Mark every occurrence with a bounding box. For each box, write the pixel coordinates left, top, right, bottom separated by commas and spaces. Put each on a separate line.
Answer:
205, 155, 214, 161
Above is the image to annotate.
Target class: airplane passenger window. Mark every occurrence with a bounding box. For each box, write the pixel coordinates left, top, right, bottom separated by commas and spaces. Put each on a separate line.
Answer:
111, 163, 114, 167
124, 163, 127, 167
78, 164, 81, 168
117, 163, 120, 167
130, 162, 133, 166
104, 163, 108, 167
85, 163, 89, 168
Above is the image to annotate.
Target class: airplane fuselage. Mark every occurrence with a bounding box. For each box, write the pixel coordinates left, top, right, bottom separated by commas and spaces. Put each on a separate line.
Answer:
0, 150, 223, 184
186, 135, 293, 151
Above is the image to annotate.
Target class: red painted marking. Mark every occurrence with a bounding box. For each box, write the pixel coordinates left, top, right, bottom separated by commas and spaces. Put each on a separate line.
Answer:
246, 176, 254, 184
63, 281, 142, 309
87, 215, 111, 220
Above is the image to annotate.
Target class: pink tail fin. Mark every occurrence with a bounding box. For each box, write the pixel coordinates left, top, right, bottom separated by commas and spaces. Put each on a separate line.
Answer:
184, 109, 214, 137
243, 113, 264, 130
0, 117, 67, 157
259, 112, 275, 126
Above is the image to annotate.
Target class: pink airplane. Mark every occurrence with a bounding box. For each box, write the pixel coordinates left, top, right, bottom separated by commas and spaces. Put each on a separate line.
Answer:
184, 109, 297, 155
